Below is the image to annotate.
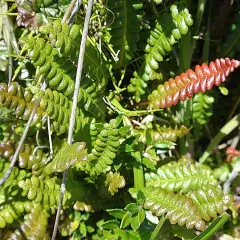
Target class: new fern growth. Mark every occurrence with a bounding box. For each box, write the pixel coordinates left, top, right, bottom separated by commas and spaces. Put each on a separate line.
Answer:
148, 58, 240, 108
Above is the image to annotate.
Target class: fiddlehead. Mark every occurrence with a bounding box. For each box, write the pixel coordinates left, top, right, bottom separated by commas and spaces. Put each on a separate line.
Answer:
148, 58, 240, 109
141, 186, 205, 230
145, 160, 218, 193
0, 82, 43, 124
108, 0, 142, 67
128, 5, 193, 102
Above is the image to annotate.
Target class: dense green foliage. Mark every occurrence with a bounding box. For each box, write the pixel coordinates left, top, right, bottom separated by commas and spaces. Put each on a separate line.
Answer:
0, 0, 240, 239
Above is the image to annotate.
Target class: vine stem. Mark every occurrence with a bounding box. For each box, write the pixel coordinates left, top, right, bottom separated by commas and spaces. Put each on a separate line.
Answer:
51, 1, 94, 239
150, 216, 166, 240
200, 114, 240, 163
0, 82, 47, 185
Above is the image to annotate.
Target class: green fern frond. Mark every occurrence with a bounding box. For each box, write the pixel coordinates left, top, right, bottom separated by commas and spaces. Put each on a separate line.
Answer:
32, 88, 91, 134
0, 201, 32, 228
145, 160, 218, 193
39, 19, 81, 55
128, 5, 193, 102
0, 82, 44, 124
141, 186, 205, 230
18, 176, 63, 208
187, 186, 233, 221
45, 142, 87, 175
84, 42, 110, 89
0, 160, 29, 197
8, 204, 49, 240
193, 93, 214, 125
108, 0, 142, 67
86, 119, 121, 176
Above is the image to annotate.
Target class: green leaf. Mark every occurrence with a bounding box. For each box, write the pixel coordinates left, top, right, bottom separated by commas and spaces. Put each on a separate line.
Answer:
219, 86, 229, 96
193, 213, 230, 240
146, 130, 152, 144
120, 212, 132, 228
153, 140, 176, 149
107, 209, 126, 219
119, 126, 131, 136
125, 203, 139, 214
45, 142, 87, 174
138, 208, 145, 224
131, 214, 140, 231
101, 220, 120, 230
142, 157, 155, 170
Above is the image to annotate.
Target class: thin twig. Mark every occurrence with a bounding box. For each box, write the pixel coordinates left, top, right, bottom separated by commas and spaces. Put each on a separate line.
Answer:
47, 117, 53, 159
61, 0, 77, 24
51, 1, 94, 239
0, 82, 47, 185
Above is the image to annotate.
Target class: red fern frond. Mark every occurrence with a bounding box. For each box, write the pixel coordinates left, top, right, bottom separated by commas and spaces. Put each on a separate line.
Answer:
226, 147, 240, 162
148, 58, 240, 109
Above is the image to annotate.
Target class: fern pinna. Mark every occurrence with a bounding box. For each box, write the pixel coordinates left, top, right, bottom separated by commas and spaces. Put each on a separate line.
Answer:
149, 58, 240, 108
128, 5, 193, 102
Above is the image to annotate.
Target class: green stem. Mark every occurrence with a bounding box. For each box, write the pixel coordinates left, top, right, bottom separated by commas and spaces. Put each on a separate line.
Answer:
150, 216, 166, 240
200, 114, 240, 163
133, 166, 144, 190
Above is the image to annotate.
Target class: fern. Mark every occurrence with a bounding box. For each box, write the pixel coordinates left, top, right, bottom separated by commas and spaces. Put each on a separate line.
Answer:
187, 186, 233, 221
128, 5, 193, 102
148, 58, 240, 108
0, 82, 44, 124
0, 201, 32, 228
8, 204, 49, 240
39, 19, 81, 55
18, 176, 63, 208
0, 141, 47, 177
141, 186, 206, 230
45, 142, 87, 175
86, 119, 121, 176
108, 0, 142, 67
193, 93, 214, 125
145, 160, 218, 193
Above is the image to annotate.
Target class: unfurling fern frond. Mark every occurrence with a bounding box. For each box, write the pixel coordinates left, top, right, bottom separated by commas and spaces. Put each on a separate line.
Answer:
18, 176, 62, 208
86, 119, 121, 176
108, 0, 142, 67
0, 142, 47, 176
45, 142, 87, 175
145, 160, 218, 193
8, 204, 49, 240
105, 171, 126, 196
148, 58, 240, 109
0, 82, 43, 124
141, 186, 205, 230
193, 93, 214, 125
187, 186, 233, 221
39, 20, 81, 55
0, 201, 32, 228
128, 5, 193, 102
0, 160, 28, 197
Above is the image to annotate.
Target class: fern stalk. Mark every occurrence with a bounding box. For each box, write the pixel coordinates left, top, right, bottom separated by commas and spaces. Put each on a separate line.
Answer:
200, 113, 240, 163
51, 1, 94, 239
